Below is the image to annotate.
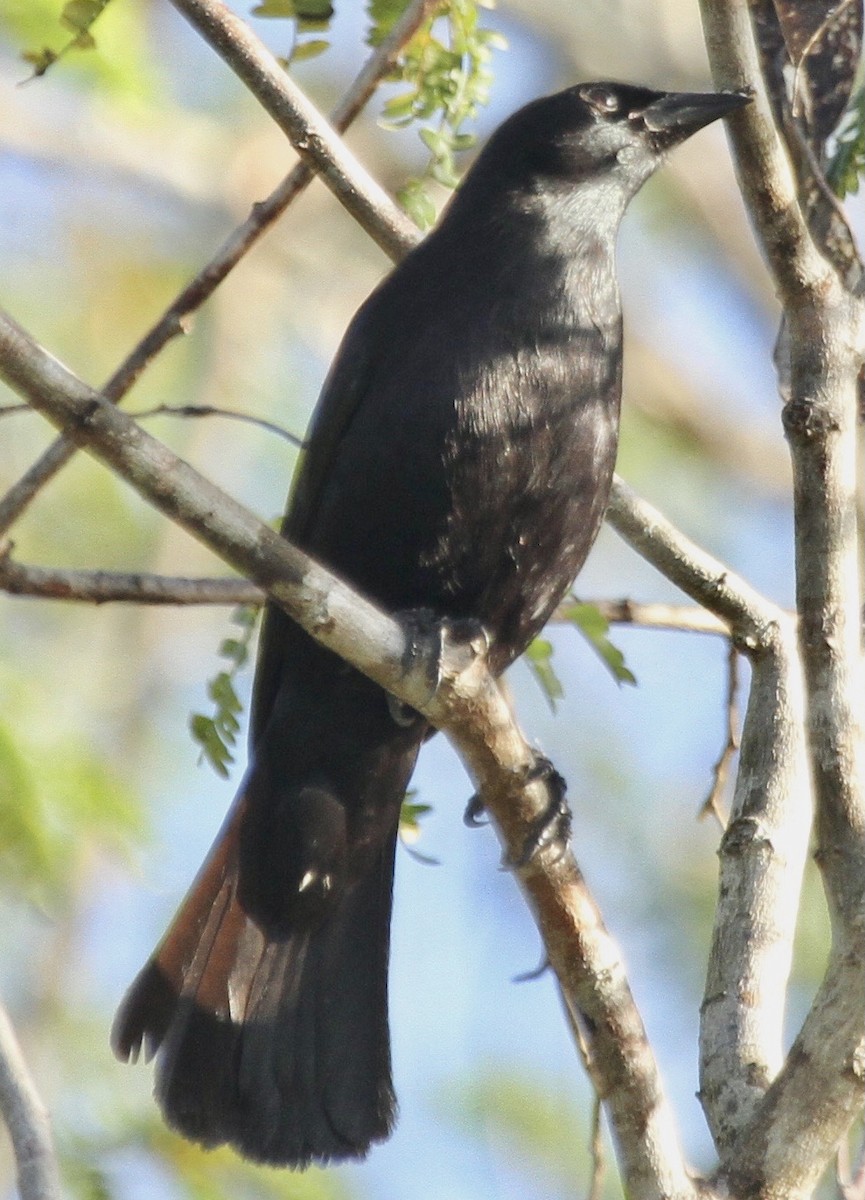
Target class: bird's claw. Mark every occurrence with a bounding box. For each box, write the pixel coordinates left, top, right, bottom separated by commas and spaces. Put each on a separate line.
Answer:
507, 755, 571, 869
463, 791, 487, 827
512, 953, 551, 983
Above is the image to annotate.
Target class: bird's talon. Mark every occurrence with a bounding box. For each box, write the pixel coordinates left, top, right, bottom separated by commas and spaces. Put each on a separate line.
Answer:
507, 756, 571, 868
463, 792, 487, 827
512, 953, 551, 983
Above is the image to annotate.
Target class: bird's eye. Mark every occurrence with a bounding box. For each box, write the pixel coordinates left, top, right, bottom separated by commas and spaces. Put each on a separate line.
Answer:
580, 86, 620, 116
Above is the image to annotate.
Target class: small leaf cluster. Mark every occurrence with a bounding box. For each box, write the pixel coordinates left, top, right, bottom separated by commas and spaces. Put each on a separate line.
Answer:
525, 602, 636, 711
826, 85, 865, 198
251, 0, 335, 67
372, 0, 506, 229
21, 0, 112, 77
190, 605, 261, 778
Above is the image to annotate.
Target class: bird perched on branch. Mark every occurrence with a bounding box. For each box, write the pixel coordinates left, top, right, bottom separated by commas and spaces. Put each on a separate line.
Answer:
113, 82, 747, 1168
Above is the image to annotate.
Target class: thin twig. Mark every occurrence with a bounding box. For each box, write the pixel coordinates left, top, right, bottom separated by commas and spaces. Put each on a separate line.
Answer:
0, 0, 432, 537
0, 548, 264, 605
606, 478, 783, 641
562, 597, 730, 636
699, 641, 740, 829
0, 1002, 62, 1200
128, 403, 304, 446
837, 1124, 865, 1200
0, 545, 743, 633
587, 1092, 605, 1200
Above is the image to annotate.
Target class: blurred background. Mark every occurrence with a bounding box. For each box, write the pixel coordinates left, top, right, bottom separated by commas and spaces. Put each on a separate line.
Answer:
0, 2, 857, 1197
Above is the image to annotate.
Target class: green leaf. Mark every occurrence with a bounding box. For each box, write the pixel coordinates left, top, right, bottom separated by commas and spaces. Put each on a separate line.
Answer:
251, 0, 298, 17
219, 637, 249, 668
524, 639, 564, 711
397, 179, 437, 230
382, 90, 418, 121
290, 37, 330, 61
562, 602, 637, 686
232, 603, 260, 629
399, 798, 432, 837
189, 714, 233, 779
209, 671, 241, 715
295, 0, 333, 16
60, 0, 109, 34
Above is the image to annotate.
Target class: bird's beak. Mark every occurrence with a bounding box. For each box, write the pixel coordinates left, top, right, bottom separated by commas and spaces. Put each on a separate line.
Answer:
640, 89, 751, 145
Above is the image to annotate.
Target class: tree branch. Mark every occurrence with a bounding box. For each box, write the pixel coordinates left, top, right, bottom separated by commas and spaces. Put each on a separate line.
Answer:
607, 478, 813, 1163
0, 0, 431, 537
168, 0, 419, 260
699, 3, 865, 1193
0, 308, 711, 1200
0, 545, 736, 640
0, 551, 264, 606
0, 1003, 62, 1200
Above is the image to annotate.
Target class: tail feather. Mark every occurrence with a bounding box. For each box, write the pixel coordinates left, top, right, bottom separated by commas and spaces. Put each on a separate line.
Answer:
112, 794, 398, 1166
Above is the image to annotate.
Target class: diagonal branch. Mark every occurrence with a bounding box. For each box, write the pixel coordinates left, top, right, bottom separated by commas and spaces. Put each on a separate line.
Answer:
0, 308, 713, 1200
168, 0, 419, 260
0, 1002, 62, 1200
0, 0, 432, 537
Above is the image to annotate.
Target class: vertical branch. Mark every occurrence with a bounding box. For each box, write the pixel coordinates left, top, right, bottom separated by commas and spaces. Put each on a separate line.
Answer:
0, 1004, 62, 1200
699, 620, 810, 1150
607, 481, 813, 1159
699, 1, 865, 1193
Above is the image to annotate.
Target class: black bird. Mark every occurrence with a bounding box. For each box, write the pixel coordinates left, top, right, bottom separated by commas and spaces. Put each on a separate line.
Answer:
113, 82, 747, 1167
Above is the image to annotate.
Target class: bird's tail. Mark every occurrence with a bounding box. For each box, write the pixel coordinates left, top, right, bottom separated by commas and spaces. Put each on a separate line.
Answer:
112, 793, 398, 1167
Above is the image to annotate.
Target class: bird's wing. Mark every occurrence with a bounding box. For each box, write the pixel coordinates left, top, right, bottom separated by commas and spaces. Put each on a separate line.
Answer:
282, 294, 380, 546
248, 288, 389, 744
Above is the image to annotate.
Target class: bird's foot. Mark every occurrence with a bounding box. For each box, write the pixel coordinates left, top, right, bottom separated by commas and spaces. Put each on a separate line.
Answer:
508, 755, 571, 869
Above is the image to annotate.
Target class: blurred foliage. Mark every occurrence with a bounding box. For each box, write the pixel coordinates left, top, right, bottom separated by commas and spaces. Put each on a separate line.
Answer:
0, 699, 142, 911
21, 0, 114, 78
63, 1117, 350, 1200
827, 84, 865, 197
441, 1069, 624, 1199
7, 0, 161, 99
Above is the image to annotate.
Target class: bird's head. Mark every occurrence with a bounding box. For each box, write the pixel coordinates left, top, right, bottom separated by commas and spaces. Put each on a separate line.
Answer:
468, 82, 749, 204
